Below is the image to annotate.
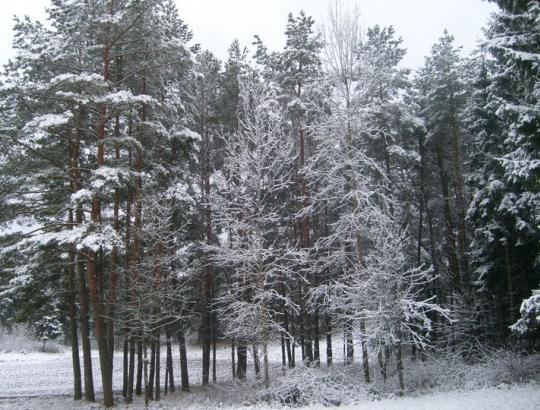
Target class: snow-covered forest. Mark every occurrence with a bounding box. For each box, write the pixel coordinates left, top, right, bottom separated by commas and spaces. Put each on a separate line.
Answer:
0, 0, 539, 408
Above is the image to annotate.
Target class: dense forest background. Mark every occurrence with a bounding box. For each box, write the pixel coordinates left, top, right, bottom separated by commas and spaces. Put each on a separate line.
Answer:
0, 0, 538, 407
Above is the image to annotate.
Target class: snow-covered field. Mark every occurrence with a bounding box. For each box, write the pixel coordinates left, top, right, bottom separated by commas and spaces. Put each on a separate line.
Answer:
0, 381, 538, 410
0, 342, 539, 409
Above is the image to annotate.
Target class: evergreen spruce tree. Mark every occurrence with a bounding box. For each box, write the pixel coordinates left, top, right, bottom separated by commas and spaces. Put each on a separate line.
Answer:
467, 0, 540, 340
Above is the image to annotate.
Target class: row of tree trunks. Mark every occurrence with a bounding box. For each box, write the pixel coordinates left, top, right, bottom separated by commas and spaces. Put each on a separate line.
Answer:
124, 330, 184, 403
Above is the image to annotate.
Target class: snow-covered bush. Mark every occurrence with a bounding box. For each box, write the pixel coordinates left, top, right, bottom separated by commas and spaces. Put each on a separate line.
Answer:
255, 365, 371, 407
407, 348, 540, 391
510, 288, 540, 337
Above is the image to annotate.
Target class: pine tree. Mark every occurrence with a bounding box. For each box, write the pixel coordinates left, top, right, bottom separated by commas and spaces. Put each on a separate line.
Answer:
255, 10, 323, 366
467, 0, 540, 340
414, 31, 471, 299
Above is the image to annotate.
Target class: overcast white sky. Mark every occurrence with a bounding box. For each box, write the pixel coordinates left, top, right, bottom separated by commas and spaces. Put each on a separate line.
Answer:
0, 0, 497, 70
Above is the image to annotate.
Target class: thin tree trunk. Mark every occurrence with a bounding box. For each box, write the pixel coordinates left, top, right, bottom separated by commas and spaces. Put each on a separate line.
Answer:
283, 304, 292, 368
291, 317, 296, 367
122, 332, 129, 397
280, 334, 286, 371
211, 278, 217, 383
144, 339, 149, 406
313, 310, 320, 367
436, 145, 460, 289
418, 134, 439, 277
253, 344, 261, 379
231, 341, 236, 380
165, 359, 169, 396
67, 139, 82, 399
201, 268, 212, 386
77, 261, 95, 402
155, 331, 161, 401
325, 314, 333, 367
396, 337, 405, 394
132, 70, 145, 398
200, 87, 214, 387
236, 342, 247, 380
136, 339, 143, 395
148, 339, 155, 399
106, 110, 121, 371
504, 243, 515, 322
166, 329, 175, 393
212, 321, 217, 383
345, 320, 354, 366
378, 347, 388, 383
178, 330, 190, 392
126, 336, 135, 403
449, 96, 470, 290
360, 320, 370, 383
298, 114, 313, 366
263, 342, 270, 388
67, 261, 82, 400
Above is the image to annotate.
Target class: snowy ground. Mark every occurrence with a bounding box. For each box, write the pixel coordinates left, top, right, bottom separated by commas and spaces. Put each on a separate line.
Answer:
0, 341, 284, 401
0, 341, 539, 409
0, 382, 538, 409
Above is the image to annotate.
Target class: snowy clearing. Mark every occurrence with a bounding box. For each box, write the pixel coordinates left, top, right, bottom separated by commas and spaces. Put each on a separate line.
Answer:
0, 342, 539, 409
0, 381, 538, 409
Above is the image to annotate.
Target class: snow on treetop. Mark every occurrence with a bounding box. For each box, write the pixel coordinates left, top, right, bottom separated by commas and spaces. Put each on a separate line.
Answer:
95, 9, 127, 25
177, 127, 202, 142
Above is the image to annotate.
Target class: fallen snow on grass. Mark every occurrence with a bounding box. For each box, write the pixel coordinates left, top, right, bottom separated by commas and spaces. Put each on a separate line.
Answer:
0, 340, 539, 409
0, 382, 538, 409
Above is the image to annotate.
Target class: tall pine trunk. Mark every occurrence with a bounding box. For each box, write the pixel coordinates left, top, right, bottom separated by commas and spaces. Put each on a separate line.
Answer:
136, 339, 143, 395
360, 320, 370, 383
449, 96, 470, 291
325, 314, 333, 367
313, 310, 320, 366
155, 331, 161, 401
87, 17, 114, 406
253, 344, 261, 379
166, 329, 175, 393
236, 342, 247, 380
66, 247, 82, 400
126, 336, 136, 403
178, 330, 190, 392
77, 260, 95, 401
263, 342, 270, 388
231, 341, 236, 379
122, 333, 128, 398
148, 339, 156, 399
